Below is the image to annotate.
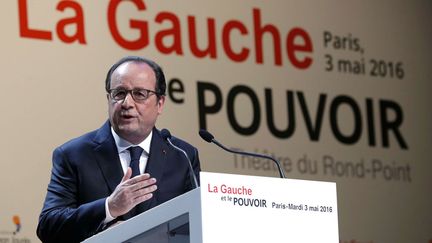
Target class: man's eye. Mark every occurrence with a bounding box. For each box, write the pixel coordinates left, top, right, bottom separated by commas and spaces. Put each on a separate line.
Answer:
113, 90, 126, 98
133, 91, 147, 99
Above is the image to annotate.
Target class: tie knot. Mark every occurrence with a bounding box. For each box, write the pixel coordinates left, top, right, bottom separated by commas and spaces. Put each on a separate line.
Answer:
128, 146, 144, 161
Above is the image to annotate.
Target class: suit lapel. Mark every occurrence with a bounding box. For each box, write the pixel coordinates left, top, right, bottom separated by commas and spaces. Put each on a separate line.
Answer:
93, 121, 123, 193
145, 128, 169, 185
137, 128, 170, 213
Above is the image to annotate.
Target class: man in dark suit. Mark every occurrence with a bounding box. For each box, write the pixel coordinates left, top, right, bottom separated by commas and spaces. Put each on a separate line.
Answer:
37, 56, 201, 243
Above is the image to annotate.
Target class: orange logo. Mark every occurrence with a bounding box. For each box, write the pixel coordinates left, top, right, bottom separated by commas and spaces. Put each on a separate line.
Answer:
12, 215, 21, 235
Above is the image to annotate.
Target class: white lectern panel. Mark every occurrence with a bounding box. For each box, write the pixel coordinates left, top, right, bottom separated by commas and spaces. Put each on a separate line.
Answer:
200, 172, 339, 242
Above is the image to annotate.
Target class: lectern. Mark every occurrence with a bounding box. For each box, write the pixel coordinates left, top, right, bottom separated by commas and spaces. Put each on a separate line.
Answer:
83, 172, 339, 243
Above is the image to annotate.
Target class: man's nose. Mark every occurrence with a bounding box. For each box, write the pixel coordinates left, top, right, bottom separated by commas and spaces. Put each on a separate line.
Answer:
121, 93, 134, 107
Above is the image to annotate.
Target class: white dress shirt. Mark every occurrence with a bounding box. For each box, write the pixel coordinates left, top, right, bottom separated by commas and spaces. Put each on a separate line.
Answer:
111, 127, 152, 174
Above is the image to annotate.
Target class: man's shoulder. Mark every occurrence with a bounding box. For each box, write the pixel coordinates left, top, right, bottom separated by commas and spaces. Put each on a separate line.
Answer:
171, 135, 196, 150
154, 128, 197, 152
58, 121, 111, 151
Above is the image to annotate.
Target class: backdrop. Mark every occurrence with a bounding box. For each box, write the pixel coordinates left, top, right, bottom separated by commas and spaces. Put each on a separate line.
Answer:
0, 1, 431, 242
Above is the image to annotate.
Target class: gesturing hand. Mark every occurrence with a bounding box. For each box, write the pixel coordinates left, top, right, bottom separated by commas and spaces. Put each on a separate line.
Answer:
107, 168, 157, 218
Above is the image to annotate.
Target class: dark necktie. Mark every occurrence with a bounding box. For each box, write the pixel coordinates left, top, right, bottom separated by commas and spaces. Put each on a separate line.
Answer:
128, 146, 144, 178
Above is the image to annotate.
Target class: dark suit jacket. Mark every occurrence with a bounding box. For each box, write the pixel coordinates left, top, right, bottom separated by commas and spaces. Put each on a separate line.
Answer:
37, 121, 200, 243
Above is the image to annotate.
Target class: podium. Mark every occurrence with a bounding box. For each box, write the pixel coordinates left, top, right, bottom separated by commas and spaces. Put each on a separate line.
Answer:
83, 172, 339, 243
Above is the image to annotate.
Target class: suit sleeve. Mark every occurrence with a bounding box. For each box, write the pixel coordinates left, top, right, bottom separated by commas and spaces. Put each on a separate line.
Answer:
37, 147, 106, 243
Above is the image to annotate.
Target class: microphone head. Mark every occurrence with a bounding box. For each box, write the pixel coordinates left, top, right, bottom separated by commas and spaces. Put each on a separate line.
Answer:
199, 129, 214, 143
160, 128, 172, 140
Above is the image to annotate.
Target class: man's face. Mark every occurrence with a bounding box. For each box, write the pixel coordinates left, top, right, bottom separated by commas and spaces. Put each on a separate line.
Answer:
108, 61, 165, 144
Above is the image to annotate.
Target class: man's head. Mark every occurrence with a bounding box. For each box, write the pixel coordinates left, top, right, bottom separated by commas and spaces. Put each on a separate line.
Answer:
106, 56, 166, 144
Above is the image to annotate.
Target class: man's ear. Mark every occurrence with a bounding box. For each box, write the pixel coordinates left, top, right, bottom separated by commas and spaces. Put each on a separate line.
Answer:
158, 95, 166, 105
157, 95, 166, 114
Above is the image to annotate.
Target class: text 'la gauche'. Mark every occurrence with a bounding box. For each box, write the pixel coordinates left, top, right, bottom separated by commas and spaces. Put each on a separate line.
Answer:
208, 183, 253, 196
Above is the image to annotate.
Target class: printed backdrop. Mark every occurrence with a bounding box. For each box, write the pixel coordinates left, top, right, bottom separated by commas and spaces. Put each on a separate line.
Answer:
0, 1, 431, 242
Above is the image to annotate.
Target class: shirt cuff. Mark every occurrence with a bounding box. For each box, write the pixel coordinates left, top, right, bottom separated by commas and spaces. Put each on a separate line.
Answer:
104, 198, 116, 224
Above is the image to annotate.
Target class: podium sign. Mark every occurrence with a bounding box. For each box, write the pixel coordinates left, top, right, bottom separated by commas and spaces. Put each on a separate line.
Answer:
83, 172, 338, 243
200, 172, 339, 242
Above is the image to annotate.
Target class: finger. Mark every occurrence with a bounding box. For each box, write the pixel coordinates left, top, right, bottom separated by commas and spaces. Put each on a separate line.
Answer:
133, 190, 155, 204
134, 184, 158, 199
121, 167, 132, 183
125, 173, 151, 185
128, 178, 157, 192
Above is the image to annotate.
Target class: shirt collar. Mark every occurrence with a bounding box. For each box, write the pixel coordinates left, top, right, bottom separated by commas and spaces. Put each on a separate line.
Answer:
111, 127, 152, 154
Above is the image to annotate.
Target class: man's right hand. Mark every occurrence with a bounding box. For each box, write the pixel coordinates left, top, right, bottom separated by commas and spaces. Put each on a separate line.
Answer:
107, 168, 157, 218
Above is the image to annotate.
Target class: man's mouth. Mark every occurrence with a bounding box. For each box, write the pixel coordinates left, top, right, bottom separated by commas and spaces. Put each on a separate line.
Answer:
120, 114, 135, 120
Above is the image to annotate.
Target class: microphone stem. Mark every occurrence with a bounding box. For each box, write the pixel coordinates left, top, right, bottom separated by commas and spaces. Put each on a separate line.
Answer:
212, 140, 286, 179
166, 138, 199, 188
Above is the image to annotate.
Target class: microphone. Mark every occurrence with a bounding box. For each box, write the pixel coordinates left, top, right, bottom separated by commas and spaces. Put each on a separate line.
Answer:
199, 130, 286, 179
161, 129, 199, 188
